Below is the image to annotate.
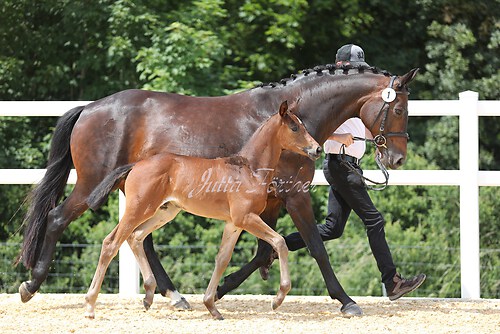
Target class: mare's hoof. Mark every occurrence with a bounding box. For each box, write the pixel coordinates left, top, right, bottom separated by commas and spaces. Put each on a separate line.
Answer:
143, 299, 151, 311
259, 266, 270, 281
340, 302, 363, 318
19, 281, 36, 303
172, 297, 192, 311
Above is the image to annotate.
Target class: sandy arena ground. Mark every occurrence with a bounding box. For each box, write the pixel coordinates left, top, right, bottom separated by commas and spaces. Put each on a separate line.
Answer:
0, 294, 498, 334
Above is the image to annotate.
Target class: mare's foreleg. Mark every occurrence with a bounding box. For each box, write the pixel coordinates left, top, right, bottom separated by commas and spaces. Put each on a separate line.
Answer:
20, 188, 88, 302
216, 199, 281, 299
143, 233, 191, 310
204, 223, 242, 320
285, 192, 362, 317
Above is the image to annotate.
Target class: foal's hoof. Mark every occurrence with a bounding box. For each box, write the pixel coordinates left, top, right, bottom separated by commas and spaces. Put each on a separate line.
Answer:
84, 311, 95, 319
143, 299, 151, 311
271, 296, 284, 310
19, 281, 36, 303
340, 302, 363, 318
172, 297, 192, 311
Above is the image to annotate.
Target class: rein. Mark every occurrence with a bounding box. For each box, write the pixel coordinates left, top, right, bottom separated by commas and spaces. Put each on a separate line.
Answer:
339, 138, 390, 191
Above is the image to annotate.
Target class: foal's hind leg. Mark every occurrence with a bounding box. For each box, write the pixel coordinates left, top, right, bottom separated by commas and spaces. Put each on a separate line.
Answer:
20, 185, 90, 302
143, 233, 191, 310
85, 224, 130, 318
203, 223, 242, 320
85, 206, 158, 319
127, 205, 183, 310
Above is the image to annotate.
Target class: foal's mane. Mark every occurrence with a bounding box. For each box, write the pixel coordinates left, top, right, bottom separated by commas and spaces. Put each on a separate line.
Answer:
255, 64, 393, 89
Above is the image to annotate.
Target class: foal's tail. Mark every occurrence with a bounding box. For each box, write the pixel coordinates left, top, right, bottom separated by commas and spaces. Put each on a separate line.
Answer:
18, 106, 85, 269
87, 164, 135, 211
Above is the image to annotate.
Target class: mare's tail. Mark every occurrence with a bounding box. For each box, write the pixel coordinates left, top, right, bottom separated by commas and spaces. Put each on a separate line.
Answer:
86, 164, 135, 211
18, 106, 85, 269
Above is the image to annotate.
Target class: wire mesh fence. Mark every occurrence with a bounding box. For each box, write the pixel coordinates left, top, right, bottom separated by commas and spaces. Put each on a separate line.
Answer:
1, 242, 498, 298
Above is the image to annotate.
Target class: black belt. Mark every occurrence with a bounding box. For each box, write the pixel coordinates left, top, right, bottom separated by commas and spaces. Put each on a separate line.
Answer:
327, 153, 360, 165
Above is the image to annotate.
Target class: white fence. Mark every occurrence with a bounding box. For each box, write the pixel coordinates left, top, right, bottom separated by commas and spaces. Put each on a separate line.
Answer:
1, 91, 499, 298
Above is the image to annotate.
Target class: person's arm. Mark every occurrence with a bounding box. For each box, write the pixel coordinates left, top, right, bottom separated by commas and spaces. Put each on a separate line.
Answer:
327, 132, 354, 146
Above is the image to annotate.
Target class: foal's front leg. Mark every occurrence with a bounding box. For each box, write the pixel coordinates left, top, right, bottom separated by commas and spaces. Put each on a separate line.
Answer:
237, 212, 290, 310
217, 198, 281, 299
203, 223, 242, 320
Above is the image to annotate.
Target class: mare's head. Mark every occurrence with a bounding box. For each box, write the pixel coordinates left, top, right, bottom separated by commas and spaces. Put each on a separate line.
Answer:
359, 68, 419, 169
277, 100, 322, 161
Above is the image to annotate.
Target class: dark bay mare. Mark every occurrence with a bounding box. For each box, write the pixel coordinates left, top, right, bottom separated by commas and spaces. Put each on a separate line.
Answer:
18, 64, 418, 317
83, 101, 321, 320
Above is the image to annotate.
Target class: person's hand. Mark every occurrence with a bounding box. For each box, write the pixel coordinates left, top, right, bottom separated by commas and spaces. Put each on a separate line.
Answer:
332, 133, 354, 146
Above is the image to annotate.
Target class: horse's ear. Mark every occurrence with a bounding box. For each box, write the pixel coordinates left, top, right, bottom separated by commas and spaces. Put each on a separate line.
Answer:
279, 100, 288, 117
286, 97, 301, 115
399, 68, 419, 87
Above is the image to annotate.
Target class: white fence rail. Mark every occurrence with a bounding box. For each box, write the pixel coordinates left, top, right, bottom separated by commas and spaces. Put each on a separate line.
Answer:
1, 91, 499, 298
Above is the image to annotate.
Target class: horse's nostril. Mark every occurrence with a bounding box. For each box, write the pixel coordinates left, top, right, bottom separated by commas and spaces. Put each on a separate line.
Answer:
316, 146, 323, 155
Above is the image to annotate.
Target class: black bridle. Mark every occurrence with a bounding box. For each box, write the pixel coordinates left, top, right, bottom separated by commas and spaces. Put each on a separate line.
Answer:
369, 75, 410, 149
339, 76, 410, 190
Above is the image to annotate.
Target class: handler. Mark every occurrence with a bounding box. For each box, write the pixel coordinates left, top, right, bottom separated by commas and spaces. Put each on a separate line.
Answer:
261, 44, 426, 300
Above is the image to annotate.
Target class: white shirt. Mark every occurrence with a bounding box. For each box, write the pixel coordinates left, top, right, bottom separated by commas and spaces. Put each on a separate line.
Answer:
323, 118, 366, 159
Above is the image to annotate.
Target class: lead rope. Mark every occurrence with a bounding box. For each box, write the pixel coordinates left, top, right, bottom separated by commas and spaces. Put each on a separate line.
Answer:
338, 137, 389, 191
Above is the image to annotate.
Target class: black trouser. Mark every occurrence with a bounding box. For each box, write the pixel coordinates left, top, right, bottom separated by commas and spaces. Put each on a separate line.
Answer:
284, 153, 397, 287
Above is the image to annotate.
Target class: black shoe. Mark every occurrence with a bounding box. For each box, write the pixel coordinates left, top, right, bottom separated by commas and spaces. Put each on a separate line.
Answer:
387, 273, 426, 301
258, 249, 278, 281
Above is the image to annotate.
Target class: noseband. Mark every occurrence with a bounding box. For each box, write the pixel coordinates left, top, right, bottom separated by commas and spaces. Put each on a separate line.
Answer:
369, 76, 410, 148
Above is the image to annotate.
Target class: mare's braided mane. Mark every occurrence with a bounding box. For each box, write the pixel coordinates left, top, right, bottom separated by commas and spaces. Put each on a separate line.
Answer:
256, 64, 393, 89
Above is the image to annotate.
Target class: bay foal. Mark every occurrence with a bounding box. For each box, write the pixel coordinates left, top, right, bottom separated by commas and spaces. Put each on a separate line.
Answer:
84, 101, 321, 320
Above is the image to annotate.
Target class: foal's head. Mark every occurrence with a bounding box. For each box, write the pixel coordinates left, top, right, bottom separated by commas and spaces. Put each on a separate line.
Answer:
277, 100, 322, 160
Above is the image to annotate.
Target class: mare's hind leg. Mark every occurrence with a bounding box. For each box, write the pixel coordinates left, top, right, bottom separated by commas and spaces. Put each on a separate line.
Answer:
203, 223, 242, 320
20, 184, 90, 302
126, 205, 183, 310
217, 198, 281, 299
143, 234, 191, 310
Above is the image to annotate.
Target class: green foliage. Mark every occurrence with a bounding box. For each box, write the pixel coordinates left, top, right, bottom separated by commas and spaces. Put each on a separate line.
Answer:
0, 0, 498, 299
136, 20, 226, 95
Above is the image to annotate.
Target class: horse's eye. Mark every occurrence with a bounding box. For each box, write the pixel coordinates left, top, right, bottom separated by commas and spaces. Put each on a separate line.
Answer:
291, 124, 298, 132
394, 108, 403, 116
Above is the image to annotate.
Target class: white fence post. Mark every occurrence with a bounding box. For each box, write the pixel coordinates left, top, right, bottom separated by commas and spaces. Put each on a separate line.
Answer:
458, 90, 480, 298
118, 190, 140, 295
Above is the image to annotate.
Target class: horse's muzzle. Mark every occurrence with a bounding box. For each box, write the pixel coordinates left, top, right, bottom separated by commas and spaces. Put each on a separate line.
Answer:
306, 146, 322, 161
